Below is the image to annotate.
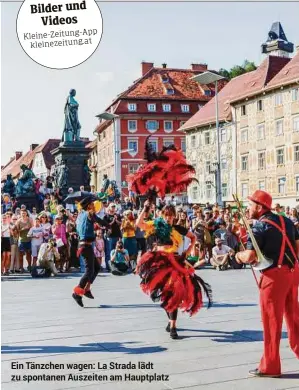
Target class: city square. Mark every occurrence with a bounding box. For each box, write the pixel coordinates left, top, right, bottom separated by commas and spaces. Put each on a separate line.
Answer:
1, 268, 298, 390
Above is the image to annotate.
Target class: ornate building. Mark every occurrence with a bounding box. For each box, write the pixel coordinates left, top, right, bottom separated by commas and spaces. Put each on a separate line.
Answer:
180, 22, 299, 206
94, 61, 225, 195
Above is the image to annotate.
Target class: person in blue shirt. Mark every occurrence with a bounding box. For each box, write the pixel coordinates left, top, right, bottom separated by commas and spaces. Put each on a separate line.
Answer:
72, 196, 109, 308
110, 241, 130, 275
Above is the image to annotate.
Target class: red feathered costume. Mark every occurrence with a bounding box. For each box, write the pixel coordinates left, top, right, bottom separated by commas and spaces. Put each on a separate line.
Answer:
127, 137, 212, 320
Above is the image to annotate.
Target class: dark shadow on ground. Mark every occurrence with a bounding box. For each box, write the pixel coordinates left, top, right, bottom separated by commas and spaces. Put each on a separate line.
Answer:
280, 372, 299, 379
1, 342, 167, 355
86, 302, 256, 309
178, 328, 288, 342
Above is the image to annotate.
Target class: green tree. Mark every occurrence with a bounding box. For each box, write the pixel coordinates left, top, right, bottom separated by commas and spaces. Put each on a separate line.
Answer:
218, 60, 257, 80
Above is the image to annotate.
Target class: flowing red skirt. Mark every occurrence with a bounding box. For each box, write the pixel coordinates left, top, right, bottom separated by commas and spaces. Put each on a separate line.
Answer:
136, 251, 212, 316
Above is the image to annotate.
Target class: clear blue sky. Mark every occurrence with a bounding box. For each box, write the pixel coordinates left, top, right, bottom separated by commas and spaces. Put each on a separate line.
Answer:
1, 1, 299, 164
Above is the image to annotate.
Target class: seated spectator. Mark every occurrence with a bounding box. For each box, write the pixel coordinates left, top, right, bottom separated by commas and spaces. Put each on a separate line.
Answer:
211, 238, 235, 271
31, 239, 59, 277
110, 241, 130, 276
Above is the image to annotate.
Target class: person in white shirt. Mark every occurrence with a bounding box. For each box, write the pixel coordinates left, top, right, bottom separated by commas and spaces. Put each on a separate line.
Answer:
27, 217, 44, 266
65, 188, 76, 213
37, 240, 59, 276
211, 237, 235, 271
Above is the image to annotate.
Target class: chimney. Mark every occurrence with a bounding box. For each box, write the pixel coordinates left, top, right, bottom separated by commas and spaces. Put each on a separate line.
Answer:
162, 63, 167, 69
191, 63, 208, 72
141, 61, 154, 76
30, 144, 38, 151
15, 151, 23, 160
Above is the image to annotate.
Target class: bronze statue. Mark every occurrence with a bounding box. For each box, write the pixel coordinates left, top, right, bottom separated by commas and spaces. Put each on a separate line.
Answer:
3, 174, 16, 197
83, 160, 91, 186
62, 89, 81, 142
15, 165, 35, 196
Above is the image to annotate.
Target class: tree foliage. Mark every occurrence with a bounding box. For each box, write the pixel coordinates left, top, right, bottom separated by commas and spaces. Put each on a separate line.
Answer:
218, 60, 257, 80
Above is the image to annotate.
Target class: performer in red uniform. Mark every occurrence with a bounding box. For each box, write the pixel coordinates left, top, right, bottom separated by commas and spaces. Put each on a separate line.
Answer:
236, 190, 299, 377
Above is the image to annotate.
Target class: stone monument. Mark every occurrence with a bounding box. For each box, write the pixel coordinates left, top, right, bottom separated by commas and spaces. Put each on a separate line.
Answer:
15, 164, 38, 210
51, 89, 91, 196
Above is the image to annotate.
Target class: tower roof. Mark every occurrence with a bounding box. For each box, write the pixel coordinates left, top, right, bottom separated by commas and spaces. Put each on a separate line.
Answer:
262, 21, 294, 55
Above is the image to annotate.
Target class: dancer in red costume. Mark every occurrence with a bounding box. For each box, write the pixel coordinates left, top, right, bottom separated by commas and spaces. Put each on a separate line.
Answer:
128, 137, 212, 339
236, 190, 299, 378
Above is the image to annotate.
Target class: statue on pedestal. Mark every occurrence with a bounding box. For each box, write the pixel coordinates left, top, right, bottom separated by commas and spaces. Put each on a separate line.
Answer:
15, 164, 35, 196
3, 174, 16, 197
62, 89, 81, 142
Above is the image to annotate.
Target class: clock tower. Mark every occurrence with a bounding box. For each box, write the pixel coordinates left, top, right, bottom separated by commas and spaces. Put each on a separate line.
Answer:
261, 22, 294, 58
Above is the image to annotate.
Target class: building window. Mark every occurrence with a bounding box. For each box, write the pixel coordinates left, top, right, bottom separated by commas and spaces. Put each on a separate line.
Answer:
221, 158, 227, 170
275, 119, 284, 136
220, 128, 227, 142
181, 104, 190, 113
128, 140, 138, 153
258, 151, 265, 170
241, 155, 248, 171
191, 135, 196, 148
163, 104, 171, 112
292, 88, 299, 102
278, 177, 286, 194
164, 121, 173, 133
166, 88, 174, 95
147, 103, 156, 112
148, 140, 158, 152
146, 120, 159, 132
128, 163, 139, 174
257, 124, 265, 140
128, 120, 137, 133
222, 183, 228, 197
241, 128, 248, 143
181, 139, 186, 153
276, 148, 284, 165
128, 103, 137, 112
296, 176, 299, 193
293, 116, 299, 132
206, 183, 212, 199
204, 131, 210, 145
163, 140, 174, 148
257, 100, 263, 111
275, 93, 282, 106
205, 161, 211, 173
258, 181, 265, 191
241, 183, 248, 198
294, 145, 299, 162
192, 186, 198, 200
241, 105, 246, 116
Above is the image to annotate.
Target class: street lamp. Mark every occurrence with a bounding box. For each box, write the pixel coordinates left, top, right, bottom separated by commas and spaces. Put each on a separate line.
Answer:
95, 112, 120, 190
191, 71, 225, 206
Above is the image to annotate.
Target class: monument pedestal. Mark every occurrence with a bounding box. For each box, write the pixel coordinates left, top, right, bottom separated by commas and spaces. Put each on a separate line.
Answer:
51, 141, 91, 196
15, 194, 38, 211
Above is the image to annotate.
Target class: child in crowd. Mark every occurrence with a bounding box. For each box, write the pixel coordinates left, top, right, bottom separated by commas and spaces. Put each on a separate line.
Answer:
27, 217, 44, 266
94, 229, 105, 268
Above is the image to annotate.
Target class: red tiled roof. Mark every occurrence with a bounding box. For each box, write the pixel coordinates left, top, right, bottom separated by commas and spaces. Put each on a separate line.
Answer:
34, 139, 60, 169
105, 66, 227, 111
266, 52, 299, 89
1, 148, 38, 180
180, 56, 291, 131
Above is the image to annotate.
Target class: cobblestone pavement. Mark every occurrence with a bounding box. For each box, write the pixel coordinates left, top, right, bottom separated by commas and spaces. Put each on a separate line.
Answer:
1, 268, 299, 390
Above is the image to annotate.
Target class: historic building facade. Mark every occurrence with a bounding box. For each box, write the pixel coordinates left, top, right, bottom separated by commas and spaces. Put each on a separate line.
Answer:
94, 61, 224, 195
180, 23, 299, 206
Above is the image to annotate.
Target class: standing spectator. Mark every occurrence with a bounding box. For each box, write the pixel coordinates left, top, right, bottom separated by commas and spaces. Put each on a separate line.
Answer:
290, 208, 299, 230
103, 203, 122, 271
213, 222, 229, 246
285, 206, 291, 219
40, 213, 52, 242
16, 209, 33, 272
66, 211, 79, 269
273, 203, 286, 216
65, 188, 76, 213
9, 223, 19, 273
121, 210, 138, 269
1, 214, 11, 275
52, 215, 67, 272
30, 207, 38, 222
135, 225, 146, 256
94, 229, 105, 269
27, 217, 44, 266
45, 176, 54, 194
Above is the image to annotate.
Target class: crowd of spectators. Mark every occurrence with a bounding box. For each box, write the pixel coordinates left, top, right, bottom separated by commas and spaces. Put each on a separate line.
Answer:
2, 183, 299, 277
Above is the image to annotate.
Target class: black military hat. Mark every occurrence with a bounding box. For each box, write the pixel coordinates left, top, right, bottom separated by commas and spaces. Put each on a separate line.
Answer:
79, 195, 97, 210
